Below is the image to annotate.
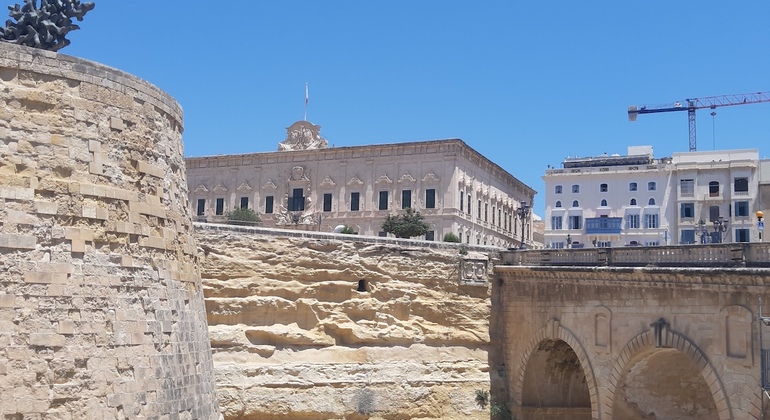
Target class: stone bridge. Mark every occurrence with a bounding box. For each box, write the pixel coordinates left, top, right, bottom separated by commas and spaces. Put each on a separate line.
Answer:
494, 244, 770, 420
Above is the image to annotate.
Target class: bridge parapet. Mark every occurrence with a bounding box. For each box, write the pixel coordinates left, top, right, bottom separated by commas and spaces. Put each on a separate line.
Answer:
502, 243, 770, 268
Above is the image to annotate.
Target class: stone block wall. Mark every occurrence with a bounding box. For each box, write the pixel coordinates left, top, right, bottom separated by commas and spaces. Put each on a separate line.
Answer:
0, 43, 220, 419
195, 224, 499, 420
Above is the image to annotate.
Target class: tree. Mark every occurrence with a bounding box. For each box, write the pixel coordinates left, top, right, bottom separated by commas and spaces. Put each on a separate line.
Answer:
381, 208, 430, 238
225, 207, 261, 226
340, 225, 357, 234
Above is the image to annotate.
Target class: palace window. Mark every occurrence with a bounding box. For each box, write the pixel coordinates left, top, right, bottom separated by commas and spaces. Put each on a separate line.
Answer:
626, 214, 639, 229
572, 200, 579, 208
555, 185, 563, 194
196, 199, 205, 216
630, 198, 637, 206
600, 199, 608, 207
289, 188, 305, 211
629, 182, 637, 192
401, 190, 412, 209
551, 216, 563, 230
265, 196, 274, 214
648, 182, 656, 191
378, 191, 389, 210
426, 189, 436, 209
555, 201, 562, 208
735, 228, 750, 243
569, 215, 582, 230
240, 196, 249, 209
351, 192, 360, 211
600, 183, 608, 192
644, 213, 659, 229
467, 194, 472, 215
572, 184, 580, 193
215, 198, 224, 215
648, 198, 656, 206
459, 191, 464, 212
323, 193, 332, 212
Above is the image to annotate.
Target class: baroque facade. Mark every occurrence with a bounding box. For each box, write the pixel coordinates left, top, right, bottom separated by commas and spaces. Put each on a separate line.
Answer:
186, 121, 536, 248
543, 146, 767, 249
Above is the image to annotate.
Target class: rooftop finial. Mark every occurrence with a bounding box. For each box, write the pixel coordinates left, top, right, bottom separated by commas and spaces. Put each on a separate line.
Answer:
0, 0, 95, 51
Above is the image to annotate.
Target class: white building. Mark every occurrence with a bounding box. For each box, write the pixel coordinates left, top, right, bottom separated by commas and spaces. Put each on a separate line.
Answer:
186, 120, 537, 248
543, 146, 765, 249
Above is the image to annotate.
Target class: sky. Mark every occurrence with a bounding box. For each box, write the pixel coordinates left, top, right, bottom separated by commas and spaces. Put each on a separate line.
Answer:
63, 1, 770, 216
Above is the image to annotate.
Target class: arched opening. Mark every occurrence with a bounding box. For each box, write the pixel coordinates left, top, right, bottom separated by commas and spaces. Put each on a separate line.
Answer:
521, 339, 591, 419
357, 279, 367, 292
612, 348, 718, 419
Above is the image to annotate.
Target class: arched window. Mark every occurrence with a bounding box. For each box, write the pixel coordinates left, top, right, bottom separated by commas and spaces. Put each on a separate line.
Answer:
630, 198, 637, 206
555, 201, 562, 208
572, 200, 579, 208
600, 199, 608, 207
648, 198, 656, 206
648, 181, 656, 191
709, 181, 720, 197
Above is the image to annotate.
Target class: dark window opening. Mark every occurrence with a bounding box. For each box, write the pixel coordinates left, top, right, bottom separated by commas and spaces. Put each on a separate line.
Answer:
357, 279, 367, 292
351, 192, 360, 211
709, 181, 720, 197
323, 193, 332, 212
734, 177, 749, 192
402, 190, 412, 209
240, 196, 249, 209
425, 231, 435, 241
426, 189, 436, 209
289, 188, 305, 211
379, 191, 388, 210
265, 196, 274, 214
196, 199, 205, 216
215, 198, 224, 215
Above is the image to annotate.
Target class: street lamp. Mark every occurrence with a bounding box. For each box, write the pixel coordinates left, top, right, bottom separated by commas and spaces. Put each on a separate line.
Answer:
759, 211, 765, 242
517, 201, 530, 249
713, 216, 729, 243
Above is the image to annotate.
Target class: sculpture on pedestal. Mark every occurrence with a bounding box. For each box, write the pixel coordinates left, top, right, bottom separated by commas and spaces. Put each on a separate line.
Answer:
0, 0, 95, 51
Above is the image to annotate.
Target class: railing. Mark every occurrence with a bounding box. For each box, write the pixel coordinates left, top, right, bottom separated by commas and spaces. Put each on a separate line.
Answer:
501, 243, 770, 268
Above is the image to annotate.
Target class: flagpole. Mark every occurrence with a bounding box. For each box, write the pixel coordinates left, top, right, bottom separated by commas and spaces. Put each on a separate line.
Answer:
304, 83, 308, 121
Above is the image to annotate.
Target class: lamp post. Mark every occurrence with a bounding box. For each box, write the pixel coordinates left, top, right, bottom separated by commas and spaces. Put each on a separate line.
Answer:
759, 211, 765, 242
517, 201, 530, 249
713, 216, 729, 243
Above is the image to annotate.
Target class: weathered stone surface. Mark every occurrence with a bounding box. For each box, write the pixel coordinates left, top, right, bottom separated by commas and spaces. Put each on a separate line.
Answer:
196, 225, 496, 420
0, 42, 220, 419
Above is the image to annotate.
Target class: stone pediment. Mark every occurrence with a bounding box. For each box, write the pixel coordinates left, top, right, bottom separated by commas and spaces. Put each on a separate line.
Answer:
347, 176, 364, 186
319, 176, 336, 188
262, 179, 277, 190
375, 174, 393, 185
237, 182, 252, 192
422, 172, 440, 183
398, 173, 416, 183
194, 184, 209, 193
213, 184, 228, 193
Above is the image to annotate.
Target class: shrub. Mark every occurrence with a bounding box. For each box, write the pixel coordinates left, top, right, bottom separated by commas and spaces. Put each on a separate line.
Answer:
381, 208, 430, 238
443, 232, 461, 243
225, 207, 261, 226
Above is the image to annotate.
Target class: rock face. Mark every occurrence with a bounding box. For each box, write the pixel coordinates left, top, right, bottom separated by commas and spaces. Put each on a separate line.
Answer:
0, 43, 220, 419
197, 225, 496, 420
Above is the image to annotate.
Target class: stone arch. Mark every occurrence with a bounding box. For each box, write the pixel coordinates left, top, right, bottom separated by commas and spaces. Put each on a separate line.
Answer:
604, 328, 732, 420
512, 320, 600, 419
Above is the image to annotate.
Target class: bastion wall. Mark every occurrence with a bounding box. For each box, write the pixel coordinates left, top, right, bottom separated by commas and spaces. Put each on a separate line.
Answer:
0, 43, 220, 418
195, 223, 502, 420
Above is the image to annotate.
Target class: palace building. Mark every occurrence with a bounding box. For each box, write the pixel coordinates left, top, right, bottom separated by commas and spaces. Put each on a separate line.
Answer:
185, 120, 536, 248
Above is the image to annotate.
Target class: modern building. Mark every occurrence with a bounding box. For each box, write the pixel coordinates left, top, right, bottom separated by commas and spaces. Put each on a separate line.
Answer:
185, 120, 537, 248
543, 146, 766, 249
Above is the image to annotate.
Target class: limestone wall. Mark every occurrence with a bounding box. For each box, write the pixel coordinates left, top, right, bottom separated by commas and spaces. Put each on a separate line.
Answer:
0, 43, 220, 419
195, 224, 498, 420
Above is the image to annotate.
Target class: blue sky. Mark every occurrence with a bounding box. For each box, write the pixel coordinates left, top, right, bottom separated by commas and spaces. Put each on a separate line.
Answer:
64, 2, 770, 215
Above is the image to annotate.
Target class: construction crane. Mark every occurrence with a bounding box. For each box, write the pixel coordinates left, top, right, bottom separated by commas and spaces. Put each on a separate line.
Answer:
628, 91, 770, 152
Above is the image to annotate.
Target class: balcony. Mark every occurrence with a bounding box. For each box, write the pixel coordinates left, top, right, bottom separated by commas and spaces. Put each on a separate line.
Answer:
585, 217, 622, 234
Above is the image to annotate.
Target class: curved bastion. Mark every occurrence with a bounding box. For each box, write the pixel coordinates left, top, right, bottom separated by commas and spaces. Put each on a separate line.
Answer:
0, 43, 220, 419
